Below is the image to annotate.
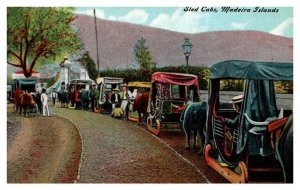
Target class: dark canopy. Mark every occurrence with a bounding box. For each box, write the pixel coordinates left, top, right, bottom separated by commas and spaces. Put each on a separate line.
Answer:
15, 79, 36, 85
13, 79, 37, 92
210, 60, 293, 80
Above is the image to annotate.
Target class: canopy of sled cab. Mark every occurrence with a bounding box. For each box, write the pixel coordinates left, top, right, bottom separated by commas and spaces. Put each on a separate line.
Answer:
210, 60, 293, 81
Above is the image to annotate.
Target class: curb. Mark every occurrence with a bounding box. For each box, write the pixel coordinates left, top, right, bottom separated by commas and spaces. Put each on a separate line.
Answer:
52, 113, 84, 183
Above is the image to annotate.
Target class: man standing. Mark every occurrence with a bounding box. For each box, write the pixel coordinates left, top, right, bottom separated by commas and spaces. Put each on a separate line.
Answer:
111, 87, 121, 110
41, 88, 50, 116
51, 88, 58, 107
89, 85, 99, 112
120, 84, 132, 118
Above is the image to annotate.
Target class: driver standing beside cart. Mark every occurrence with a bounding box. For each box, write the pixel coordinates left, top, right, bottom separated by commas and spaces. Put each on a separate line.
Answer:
120, 84, 132, 119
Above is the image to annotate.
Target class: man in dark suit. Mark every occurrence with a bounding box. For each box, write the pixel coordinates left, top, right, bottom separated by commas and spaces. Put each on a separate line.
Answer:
110, 87, 121, 110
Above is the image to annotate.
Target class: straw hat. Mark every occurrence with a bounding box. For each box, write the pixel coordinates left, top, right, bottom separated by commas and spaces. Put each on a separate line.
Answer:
229, 95, 244, 104
113, 87, 120, 91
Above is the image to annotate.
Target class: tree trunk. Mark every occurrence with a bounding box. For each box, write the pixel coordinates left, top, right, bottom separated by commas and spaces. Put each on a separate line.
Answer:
23, 68, 32, 78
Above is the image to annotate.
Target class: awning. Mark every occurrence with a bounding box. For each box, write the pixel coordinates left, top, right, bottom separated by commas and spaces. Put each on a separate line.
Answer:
210, 60, 293, 80
151, 72, 199, 87
12, 70, 40, 79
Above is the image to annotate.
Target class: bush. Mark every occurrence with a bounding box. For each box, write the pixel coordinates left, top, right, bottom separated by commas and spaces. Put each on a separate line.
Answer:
100, 65, 210, 90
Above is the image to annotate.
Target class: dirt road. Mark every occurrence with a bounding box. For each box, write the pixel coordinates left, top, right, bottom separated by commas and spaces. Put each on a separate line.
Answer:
7, 104, 227, 183
53, 107, 210, 183
7, 105, 81, 183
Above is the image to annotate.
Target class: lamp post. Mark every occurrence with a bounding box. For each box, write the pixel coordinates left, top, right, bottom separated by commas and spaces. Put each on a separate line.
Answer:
181, 37, 193, 67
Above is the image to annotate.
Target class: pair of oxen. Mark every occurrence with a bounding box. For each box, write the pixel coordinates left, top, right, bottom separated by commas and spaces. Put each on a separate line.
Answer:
13, 89, 37, 117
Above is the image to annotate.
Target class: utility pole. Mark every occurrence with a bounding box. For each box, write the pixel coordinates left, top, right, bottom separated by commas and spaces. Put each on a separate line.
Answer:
94, 9, 100, 71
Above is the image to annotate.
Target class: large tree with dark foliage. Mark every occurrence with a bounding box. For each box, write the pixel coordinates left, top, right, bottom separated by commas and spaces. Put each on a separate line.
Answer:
7, 7, 82, 77
82, 52, 98, 81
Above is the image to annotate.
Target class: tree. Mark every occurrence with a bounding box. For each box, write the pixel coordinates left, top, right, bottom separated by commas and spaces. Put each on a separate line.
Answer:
7, 7, 82, 78
134, 37, 152, 71
82, 52, 98, 81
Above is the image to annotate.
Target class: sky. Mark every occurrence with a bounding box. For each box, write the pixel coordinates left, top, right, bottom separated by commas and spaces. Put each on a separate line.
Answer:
75, 7, 293, 37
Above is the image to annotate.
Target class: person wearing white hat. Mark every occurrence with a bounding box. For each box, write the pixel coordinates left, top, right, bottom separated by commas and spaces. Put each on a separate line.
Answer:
225, 95, 244, 128
111, 87, 121, 110
120, 84, 132, 118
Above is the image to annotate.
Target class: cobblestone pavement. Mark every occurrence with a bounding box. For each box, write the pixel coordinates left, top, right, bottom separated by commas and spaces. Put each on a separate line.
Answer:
52, 107, 210, 183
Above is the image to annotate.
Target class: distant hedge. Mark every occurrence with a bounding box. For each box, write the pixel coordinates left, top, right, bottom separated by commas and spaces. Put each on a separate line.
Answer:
99, 65, 210, 90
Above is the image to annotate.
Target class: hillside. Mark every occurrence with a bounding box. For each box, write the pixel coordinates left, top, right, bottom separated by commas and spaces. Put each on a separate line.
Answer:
73, 14, 293, 70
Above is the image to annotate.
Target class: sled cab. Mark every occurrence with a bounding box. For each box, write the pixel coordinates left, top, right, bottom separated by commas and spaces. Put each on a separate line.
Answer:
12, 78, 37, 93
97, 77, 124, 105
69, 79, 94, 102
146, 72, 200, 135
205, 60, 293, 182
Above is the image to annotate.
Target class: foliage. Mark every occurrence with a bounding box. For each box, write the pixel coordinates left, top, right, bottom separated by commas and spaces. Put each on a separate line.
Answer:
275, 81, 293, 94
100, 66, 294, 93
100, 65, 210, 90
7, 7, 82, 78
220, 79, 244, 91
134, 37, 152, 72
81, 52, 99, 81
7, 75, 13, 85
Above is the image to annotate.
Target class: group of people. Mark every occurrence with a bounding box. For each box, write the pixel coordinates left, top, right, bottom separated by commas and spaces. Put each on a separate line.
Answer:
35, 82, 244, 130
111, 84, 138, 119
45, 83, 138, 120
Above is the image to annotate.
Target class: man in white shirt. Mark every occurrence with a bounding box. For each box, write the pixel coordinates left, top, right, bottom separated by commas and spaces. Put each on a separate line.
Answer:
120, 84, 132, 118
41, 88, 50, 116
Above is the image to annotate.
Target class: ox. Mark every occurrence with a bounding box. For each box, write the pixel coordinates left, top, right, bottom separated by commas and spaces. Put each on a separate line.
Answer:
180, 102, 207, 154
13, 89, 36, 117
133, 92, 149, 125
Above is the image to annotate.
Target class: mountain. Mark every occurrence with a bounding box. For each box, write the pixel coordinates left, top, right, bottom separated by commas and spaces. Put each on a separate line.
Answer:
73, 14, 293, 70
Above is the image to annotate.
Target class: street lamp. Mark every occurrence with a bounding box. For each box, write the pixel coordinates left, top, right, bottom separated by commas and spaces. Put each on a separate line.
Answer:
182, 37, 193, 67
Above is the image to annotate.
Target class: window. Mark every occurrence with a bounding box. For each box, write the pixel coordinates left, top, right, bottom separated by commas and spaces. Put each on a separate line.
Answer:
170, 85, 180, 98
218, 79, 245, 111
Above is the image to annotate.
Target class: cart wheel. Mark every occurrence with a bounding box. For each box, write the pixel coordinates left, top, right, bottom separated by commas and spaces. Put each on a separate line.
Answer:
146, 117, 161, 136
128, 112, 139, 122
